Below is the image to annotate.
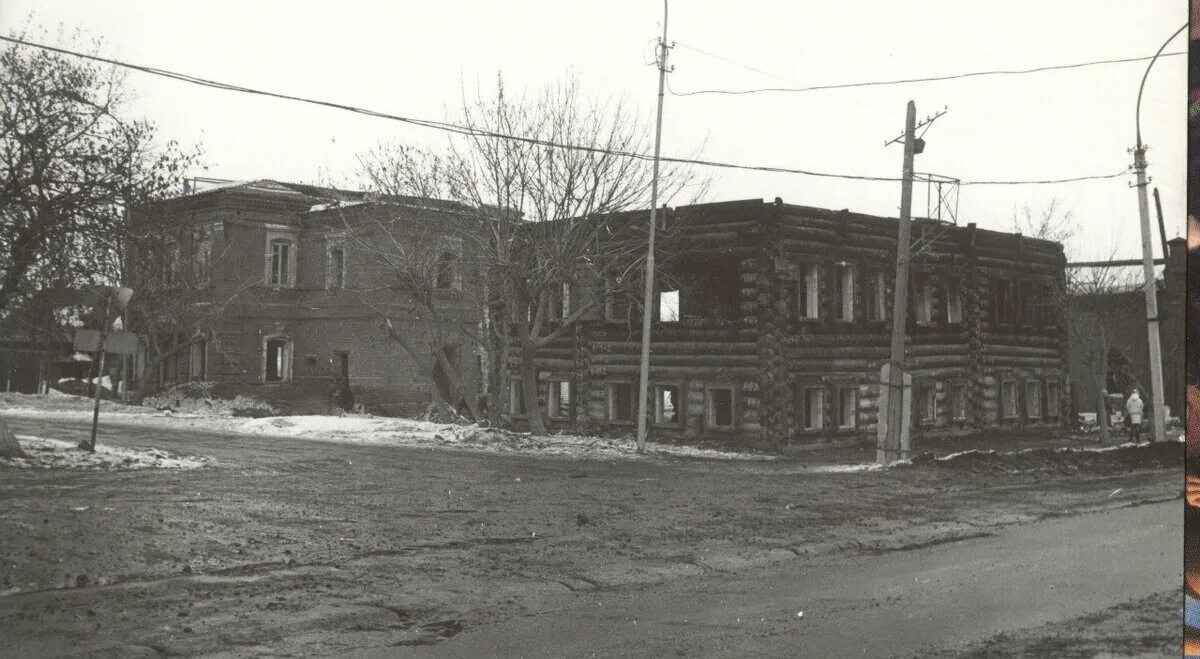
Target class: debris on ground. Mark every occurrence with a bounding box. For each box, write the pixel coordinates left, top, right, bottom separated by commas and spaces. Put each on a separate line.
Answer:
142, 381, 276, 417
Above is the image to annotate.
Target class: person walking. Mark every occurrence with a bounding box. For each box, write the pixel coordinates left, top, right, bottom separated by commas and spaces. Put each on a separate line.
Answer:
1125, 389, 1145, 443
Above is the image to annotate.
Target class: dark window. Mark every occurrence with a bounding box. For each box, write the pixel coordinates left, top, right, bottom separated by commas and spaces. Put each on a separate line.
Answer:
608, 382, 633, 422
948, 382, 968, 421
265, 338, 288, 382
269, 240, 292, 287
1001, 379, 1019, 418
917, 382, 937, 424
798, 264, 820, 319
865, 271, 886, 321
833, 264, 854, 321
329, 247, 345, 289
1044, 380, 1060, 419
835, 386, 856, 428
708, 387, 735, 428
1019, 281, 1038, 326
798, 386, 824, 431
946, 278, 962, 323
435, 252, 458, 290
913, 273, 932, 324
994, 280, 1014, 325
1025, 381, 1042, 419
606, 278, 630, 322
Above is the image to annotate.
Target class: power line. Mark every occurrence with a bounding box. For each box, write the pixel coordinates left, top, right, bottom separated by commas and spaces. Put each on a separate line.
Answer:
673, 40, 800, 85
0, 34, 1134, 188
670, 50, 1187, 97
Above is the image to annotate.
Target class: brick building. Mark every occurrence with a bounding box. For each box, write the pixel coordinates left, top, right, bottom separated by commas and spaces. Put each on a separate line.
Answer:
1065, 237, 1187, 420
132, 180, 482, 415
506, 198, 1070, 447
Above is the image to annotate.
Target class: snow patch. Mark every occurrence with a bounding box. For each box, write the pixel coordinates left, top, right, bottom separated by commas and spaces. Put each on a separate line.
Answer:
1, 436, 217, 471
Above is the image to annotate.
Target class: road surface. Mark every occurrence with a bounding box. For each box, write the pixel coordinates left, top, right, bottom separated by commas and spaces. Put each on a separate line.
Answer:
388, 501, 1180, 658
0, 414, 1182, 657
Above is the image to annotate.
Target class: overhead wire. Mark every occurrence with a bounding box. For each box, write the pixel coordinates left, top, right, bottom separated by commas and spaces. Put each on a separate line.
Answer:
669, 44, 1188, 97
0, 34, 1135, 187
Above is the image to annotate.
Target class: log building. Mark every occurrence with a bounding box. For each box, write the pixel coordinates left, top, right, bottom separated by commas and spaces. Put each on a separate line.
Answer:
507, 198, 1069, 446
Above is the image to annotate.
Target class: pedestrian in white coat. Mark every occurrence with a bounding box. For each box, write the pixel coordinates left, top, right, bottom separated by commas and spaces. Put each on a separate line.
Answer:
1125, 389, 1145, 443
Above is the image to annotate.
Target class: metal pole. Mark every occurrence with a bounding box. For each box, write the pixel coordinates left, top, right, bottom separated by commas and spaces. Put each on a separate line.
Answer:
635, 0, 670, 453
879, 101, 917, 464
87, 292, 111, 452
1132, 147, 1165, 442
1129, 23, 1184, 442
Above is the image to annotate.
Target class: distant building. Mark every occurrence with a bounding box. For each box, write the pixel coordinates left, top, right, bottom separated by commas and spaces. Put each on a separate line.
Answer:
1065, 237, 1186, 420
130, 180, 482, 415
505, 198, 1070, 446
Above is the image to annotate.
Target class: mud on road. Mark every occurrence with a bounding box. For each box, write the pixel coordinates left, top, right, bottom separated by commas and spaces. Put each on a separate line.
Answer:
0, 418, 1183, 657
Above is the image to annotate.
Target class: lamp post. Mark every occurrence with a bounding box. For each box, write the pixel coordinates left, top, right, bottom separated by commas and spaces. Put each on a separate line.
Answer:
1131, 23, 1186, 443
82, 286, 134, 452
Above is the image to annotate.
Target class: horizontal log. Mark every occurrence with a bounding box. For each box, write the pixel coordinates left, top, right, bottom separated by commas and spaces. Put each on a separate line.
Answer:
589, 365, 760, 378
979, 356, 1064, 368
592, 354, 760, 367
589, 340, 759, 353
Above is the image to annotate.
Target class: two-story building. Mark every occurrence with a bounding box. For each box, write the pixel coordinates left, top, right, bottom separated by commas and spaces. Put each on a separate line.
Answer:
507, 198, 1069, 447
132, 179, 482, 415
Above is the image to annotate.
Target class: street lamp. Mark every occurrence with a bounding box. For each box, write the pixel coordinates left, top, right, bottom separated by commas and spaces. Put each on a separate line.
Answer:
80, 285, 134, 453
1130, 23, 1186, 443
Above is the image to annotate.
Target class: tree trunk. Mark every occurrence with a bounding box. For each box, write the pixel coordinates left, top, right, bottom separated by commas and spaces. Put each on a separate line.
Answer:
519, 337, 546, 435
1096, 350, 1110, 442
433, 346, 481, 421
486, 341, 506, 427
0, 417, 26, 459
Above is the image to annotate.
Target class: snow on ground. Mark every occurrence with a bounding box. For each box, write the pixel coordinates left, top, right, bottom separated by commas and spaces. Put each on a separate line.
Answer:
1, 435, 218, 471
227, 414, 775, 461
0, 393, 772, 462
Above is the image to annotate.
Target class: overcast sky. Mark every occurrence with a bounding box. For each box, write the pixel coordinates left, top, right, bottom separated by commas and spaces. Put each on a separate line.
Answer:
2, 1, 1188, 261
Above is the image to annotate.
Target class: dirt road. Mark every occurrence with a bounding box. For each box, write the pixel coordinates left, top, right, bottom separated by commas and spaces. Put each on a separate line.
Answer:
0, 416, 1183, 657
389, 500, 1179, 658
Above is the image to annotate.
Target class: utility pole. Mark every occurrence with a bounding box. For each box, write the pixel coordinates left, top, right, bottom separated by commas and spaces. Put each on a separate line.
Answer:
1131, 144, 1166, 442
1153, 188, 1169, 268
878, 101, 918, 464
1129, 23, 1184, 443
635, 0, 671, 453
85, 293, 113, 453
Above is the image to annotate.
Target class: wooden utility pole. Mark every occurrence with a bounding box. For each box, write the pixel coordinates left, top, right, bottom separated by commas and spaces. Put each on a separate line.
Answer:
635, 0, 671, 453
878, 101, 918, 464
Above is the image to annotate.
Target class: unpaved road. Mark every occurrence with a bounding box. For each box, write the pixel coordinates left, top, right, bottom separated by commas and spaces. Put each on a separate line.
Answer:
0, 416, 1183, 657
388, 500, 1179, 658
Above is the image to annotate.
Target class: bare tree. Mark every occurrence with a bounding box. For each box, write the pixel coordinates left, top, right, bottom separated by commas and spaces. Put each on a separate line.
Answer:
328, 200, 488, 421
1010, 201, 1143, 440
1010, 200, 1077, 247
1065, 258, 1142, 441
0, 27, 199, 315
355, 76, 706, 433
121, 218, 258, 402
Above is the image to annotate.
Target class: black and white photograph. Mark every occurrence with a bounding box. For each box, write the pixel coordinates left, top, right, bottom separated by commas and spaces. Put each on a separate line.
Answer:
0, 2, 1191, 656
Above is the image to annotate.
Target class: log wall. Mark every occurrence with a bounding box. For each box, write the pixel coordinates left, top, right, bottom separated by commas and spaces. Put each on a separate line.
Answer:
509, 199, 1069, 448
